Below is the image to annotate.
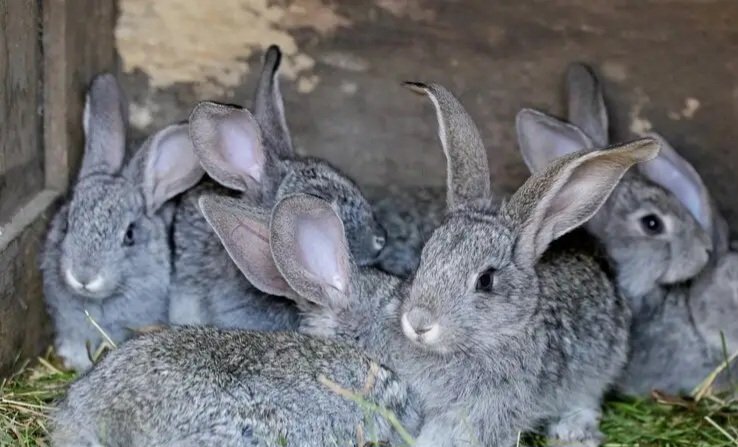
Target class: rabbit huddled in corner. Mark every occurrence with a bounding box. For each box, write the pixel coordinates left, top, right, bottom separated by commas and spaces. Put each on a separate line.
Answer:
41, 74, 205, 371
516, 62, 737, 395
167, 45, 387, 330
206, 84, 657, 446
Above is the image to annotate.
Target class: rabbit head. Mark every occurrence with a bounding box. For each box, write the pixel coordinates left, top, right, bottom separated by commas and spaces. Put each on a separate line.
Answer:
515, 63, 720, 300
400, 83, 659, 355
59, 74, 204, 300
189, 46, 385, 265
199, 191, 399, 346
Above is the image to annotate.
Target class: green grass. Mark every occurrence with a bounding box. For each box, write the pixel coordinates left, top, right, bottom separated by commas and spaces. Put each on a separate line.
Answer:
0, 351, 75, 447
1, 351, 736, 447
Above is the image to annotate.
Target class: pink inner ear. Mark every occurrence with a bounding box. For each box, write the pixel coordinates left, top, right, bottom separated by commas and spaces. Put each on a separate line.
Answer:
154, 131, 191, 178
221, 118, 265, 183
232, 221, 291, 291
296, 215, 346, 293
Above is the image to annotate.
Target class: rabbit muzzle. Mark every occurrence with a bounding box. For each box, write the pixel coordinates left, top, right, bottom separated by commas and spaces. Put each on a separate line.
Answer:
401, 307, 441, 346
62, 263, 114, 299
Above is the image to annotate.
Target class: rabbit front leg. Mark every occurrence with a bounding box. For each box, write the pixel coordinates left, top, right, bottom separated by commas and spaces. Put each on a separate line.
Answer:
546, 404, 603, 447
55, 335, 93, 371
415, 410, 518, 447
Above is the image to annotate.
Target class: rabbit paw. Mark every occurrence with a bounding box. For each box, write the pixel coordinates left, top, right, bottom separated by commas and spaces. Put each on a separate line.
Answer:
547, 407, 603, 447
57, 341, 92, 372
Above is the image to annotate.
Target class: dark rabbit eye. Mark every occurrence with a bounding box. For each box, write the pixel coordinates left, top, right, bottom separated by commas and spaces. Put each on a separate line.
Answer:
123, 223, 135, 246
639, 214, 664, 236
475, 268, 495, 293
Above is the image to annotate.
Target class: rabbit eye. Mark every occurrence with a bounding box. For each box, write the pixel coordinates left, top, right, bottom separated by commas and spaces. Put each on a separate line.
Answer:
123, 223, 135, 246
475, 268, 495, 293
639, 214, 664, 235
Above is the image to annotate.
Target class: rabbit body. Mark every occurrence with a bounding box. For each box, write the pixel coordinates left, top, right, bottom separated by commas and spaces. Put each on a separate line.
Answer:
517, 62, 736, 395
41, 74, 203, 371
51, 327, 422, 447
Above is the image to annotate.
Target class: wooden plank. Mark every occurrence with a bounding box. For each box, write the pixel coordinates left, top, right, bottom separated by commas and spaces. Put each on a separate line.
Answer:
0, 0, 43, 224
43, 0, 117, 192
0, 0, 116, 373
0, 191, 58, 376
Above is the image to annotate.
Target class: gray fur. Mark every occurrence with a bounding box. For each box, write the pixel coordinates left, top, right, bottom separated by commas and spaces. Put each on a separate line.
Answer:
167, 45, 386, 329
517, 62, 735, 395
370, 82, 500, 278
368, 184, 447, 277
401, 83, 654, 446
41, 74, 204, 371
243, 85, 653, 445
51, 327, 422, 447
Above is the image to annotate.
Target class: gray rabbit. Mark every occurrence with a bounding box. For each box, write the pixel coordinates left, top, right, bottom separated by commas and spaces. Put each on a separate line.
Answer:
367, 184, 447, 277
210, 84, 656, 446
516, 62, 736, 395
41, 74, 205, 371
167, 45, 386, 329
53, 191, 420, 446
51, 326, 422, 447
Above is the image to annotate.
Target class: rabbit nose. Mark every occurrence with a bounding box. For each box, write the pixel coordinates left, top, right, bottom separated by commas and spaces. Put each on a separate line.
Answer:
65, 267, 105, 293
401, 308, 440, 343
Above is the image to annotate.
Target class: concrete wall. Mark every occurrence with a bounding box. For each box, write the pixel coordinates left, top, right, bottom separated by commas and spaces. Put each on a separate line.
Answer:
118, 0, 738, 232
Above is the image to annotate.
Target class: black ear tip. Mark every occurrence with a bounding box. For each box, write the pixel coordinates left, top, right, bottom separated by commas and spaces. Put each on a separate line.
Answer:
264, 45, 282, 70
403, 81, 429, 95
566, 62, 598, 83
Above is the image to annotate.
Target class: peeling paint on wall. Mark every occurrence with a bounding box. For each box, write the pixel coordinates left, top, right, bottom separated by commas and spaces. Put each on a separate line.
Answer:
602, 61, 628, 82
115, 0, 350, 97
667, 97, 701, 120
376, 0, 436, 22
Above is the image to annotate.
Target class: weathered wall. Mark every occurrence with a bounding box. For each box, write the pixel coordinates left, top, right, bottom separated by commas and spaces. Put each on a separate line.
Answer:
117, 0, 738, 232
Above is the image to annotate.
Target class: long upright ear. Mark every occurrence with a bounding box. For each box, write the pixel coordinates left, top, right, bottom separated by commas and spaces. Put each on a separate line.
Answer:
129, 123, 205, 214
189, 102, 267, 192
405, 82, 490, 208
253, 45, 293, 159
270, 193, 352, 310
516, 108, 594, 174
566, 63, 609, 147
198, 194, 294, 298
507, 138, 660, 265
79, 73, 127, 177
637, 132, 713, 236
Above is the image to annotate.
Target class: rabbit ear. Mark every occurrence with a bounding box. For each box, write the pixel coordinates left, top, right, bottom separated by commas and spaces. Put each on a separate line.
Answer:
406, 82, 490, 208
132, 123, 205, 215
198, 194, 295, 298
566, 63, 609, 147
507, 138, 660, 265
253, 45, 293, 159
516, 108, 594, 173
637, 132, 713, 235
189, 102, 267, 192
270, 193, 352, 310
80, 73, 127, 177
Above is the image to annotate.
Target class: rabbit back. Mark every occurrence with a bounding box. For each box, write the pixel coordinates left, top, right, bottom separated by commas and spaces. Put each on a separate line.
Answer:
52, 327, 422, 447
